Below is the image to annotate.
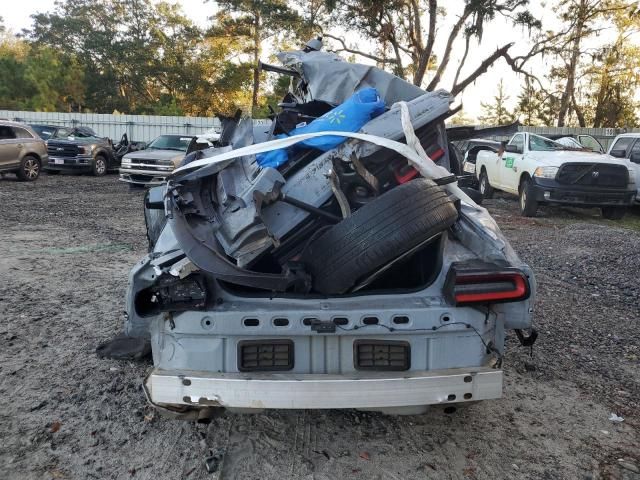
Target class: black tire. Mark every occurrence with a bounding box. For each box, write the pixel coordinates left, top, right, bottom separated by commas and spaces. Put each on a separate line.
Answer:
519, 177, 538, 217
144, 191, 167, 251
301, 179, 458, 295
479, 169, 493, 199
92, 154, 108, 176
16, 155, 41, 181
601, 206, 626, 220
46, 169, 60, 175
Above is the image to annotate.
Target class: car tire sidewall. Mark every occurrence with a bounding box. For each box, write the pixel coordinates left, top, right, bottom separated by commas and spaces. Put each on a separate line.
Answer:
479, 169, 493, 198
92, 155, 108, 176
17, 155, 41, 181
601, 206, 626, 220
519, 178, 538, 217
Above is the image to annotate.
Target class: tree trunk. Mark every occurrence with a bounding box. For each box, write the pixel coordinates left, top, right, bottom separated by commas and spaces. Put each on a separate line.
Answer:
251, 11, 261, 115
557, 0, 587, 127
413, 0, 437, 87
426, 9, 470, 91
571, 92, 586, 127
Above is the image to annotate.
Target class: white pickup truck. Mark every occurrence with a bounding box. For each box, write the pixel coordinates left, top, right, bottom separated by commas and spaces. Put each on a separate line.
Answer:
476, 132, 636, 219
607, 133, 640, 204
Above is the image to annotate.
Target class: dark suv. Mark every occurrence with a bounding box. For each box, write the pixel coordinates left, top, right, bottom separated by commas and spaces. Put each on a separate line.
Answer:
0, 121, 48, 181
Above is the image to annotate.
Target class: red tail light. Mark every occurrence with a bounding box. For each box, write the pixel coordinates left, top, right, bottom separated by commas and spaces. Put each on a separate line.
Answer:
445, 264, 530, 306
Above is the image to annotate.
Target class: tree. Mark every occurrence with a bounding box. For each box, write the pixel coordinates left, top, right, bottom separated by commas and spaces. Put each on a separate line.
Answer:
477, 80, 515, 125
211, 0, 301, 115
583, 5, 640, 127
516, 79, 559, 126
26, 0, 252, 115
0, 34, 84, 111
543, 0, 632, 126
321, 0, 541, 95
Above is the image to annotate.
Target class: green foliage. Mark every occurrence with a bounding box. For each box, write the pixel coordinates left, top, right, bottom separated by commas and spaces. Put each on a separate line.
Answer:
478, 80, 516, 125
516, 80, 559, 126
211, 0, 301, 113
0, 37, 84, 111
14, 0, 253, 115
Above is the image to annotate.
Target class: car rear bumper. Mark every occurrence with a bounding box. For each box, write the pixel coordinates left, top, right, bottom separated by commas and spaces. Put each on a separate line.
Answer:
531, 179, 635, 207
146, 366, 502, 410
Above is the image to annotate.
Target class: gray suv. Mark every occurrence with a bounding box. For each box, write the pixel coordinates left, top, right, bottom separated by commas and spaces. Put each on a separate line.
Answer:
0, 121, 48, 181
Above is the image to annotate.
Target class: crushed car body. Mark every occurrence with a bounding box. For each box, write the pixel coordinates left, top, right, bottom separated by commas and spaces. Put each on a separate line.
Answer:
116, 46, 537, 417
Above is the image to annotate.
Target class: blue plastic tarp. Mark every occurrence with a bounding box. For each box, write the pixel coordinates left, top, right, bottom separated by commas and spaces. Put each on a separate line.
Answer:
256, 87, 386, 168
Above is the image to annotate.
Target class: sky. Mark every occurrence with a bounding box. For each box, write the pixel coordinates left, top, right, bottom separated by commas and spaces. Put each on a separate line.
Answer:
1, 0, 630, 120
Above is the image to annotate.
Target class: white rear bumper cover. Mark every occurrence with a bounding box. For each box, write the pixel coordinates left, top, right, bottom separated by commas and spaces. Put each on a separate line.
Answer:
146, 367, 503, 410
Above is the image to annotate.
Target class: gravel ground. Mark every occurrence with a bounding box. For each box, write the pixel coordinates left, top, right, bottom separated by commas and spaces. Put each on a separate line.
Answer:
0, 173, 638, 480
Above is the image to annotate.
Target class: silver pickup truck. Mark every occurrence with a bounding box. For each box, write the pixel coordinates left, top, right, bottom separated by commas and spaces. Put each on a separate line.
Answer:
108, 46, 536, 419
119, 134, 215, 187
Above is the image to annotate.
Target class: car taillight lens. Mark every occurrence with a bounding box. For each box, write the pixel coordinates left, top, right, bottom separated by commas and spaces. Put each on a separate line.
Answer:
445, 265, 530, 306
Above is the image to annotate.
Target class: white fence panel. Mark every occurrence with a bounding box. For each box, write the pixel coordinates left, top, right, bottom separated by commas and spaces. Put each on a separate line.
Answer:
0, 110, 223, 142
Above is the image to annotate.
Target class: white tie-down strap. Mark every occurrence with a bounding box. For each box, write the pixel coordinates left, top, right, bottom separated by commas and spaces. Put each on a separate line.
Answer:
394, 100, 476, 206
171, 121, 477, 205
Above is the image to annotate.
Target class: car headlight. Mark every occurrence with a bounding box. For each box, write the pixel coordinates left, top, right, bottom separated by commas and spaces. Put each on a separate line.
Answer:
533, 166, 559, 179
122, 158, 131, 165
77, 146, 87, 154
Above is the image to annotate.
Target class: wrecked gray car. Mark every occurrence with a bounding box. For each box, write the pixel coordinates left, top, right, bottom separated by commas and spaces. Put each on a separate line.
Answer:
110, 47, 537, 418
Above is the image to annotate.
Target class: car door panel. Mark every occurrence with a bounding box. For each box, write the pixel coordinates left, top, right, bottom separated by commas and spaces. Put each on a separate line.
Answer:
0, 124, 21, 170
501, 134, 525, 193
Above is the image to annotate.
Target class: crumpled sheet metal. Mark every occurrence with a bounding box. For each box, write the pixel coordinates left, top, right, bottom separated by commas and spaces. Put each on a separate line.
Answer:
276, 50, 427, 106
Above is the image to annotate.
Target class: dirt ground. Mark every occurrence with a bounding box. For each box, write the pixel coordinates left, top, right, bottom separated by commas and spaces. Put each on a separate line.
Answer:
0, 172, 638, 480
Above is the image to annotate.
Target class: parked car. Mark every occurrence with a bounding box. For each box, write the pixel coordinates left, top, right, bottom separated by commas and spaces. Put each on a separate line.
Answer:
476, 132, 636, 218
119, 134, 212, 187
0, 121, 48, 181
607, 133, 640, 203
101, 45, 537, 418
45, 128, 131, 176
459, 139, 503, 188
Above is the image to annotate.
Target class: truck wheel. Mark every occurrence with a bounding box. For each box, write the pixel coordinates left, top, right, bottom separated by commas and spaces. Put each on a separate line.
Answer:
301, 178, 458, 295
601, 206, 626, 220
92, 154, 108, 176
16, 155, 41, 181
519, 178, 538, 217
479, 169, 493, 199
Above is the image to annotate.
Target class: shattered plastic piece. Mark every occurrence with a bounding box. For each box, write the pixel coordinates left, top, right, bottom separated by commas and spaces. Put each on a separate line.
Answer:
608, 413, 624, 423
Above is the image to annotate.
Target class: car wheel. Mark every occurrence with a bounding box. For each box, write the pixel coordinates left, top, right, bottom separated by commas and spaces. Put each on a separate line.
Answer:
301, 178, 458, 295
92, 155, 108, 176
601, 206, 626, 220
479, 169, 493, 199
16, 155, 41, 181
519, 177, 538, 217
